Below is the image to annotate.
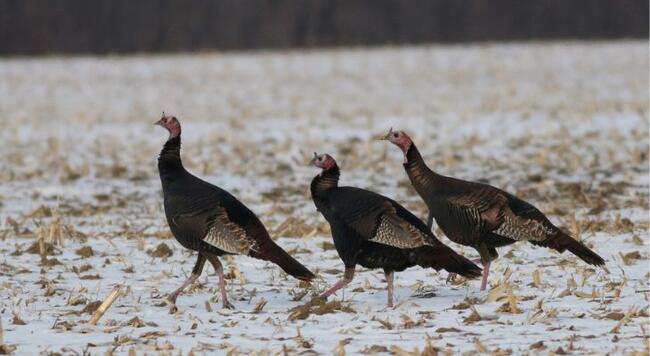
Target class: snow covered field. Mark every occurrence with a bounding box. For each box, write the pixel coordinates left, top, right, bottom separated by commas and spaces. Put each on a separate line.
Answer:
0, 41, 648, 355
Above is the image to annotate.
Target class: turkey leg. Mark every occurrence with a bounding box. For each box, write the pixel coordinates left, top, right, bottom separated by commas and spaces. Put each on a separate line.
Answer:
205, 254, 235, 309
167, 253, 206, 309
320, 267, 355, 299
446, 258, 482, 285
480, 260, 491, 291
385, 270, 395, 308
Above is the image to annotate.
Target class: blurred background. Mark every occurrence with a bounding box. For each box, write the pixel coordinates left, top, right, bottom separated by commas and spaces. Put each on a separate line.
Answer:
1, 0, 647, 55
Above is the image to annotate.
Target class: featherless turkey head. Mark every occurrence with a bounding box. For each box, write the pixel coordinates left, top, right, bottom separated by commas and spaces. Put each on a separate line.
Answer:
382, 128, 412, 152
382, 128, 413, 159
310, 152, 337, 170
155, 113, 181, 139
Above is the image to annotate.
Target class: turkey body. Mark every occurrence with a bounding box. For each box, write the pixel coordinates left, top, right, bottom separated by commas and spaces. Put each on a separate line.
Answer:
310, 157, 481, 306
401, 142, 605, 289
314, 186, 453, 273
160, 151, 267, 259
158, 129, 314, 309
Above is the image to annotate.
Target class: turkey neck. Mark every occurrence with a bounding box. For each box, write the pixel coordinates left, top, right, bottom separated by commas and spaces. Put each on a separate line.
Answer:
311, 165, 340, 199
158, 135, 187, 185
403, 143, 442, 199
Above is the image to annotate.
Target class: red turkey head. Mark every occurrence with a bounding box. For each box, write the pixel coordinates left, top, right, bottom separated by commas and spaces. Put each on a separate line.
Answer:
310, 152, 337, 170
155, 113, 181, 139
381, 127, 412, 154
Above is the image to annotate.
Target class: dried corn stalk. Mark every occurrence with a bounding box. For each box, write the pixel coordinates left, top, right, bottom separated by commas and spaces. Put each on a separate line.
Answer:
89, 286, 122, 325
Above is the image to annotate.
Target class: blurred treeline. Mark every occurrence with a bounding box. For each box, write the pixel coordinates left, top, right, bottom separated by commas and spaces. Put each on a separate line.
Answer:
1, 0, 647, 55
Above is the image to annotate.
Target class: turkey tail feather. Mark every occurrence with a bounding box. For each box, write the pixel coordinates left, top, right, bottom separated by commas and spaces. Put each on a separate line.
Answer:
562, 234, 605, 266
412, 245, 482, 279
531, 231, 605, 266
261, 242, 316, 282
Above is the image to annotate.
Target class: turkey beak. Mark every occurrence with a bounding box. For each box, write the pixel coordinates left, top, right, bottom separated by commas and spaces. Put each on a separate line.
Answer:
378, 127, 392, 140
154, 119, 163, 126
309, 152, 318, 166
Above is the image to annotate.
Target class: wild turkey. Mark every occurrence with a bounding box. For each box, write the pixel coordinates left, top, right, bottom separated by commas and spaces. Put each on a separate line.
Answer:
155, 114, 314, 309
382, 128, 605, 290
309, 153, 481, 307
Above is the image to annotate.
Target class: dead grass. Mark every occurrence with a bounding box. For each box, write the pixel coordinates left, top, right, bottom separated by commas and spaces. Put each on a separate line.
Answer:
288, 297, 356, 321
0, 41, 647, 355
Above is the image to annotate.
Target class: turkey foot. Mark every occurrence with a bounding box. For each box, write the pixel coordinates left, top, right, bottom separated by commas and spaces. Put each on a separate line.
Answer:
320, 267, 355, 300
166, 272, 200, 312
446, 272, 457, 284
446, 258, 481, 285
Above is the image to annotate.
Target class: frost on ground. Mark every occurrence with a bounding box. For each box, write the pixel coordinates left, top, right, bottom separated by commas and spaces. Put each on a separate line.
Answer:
0, 41, 648, 355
